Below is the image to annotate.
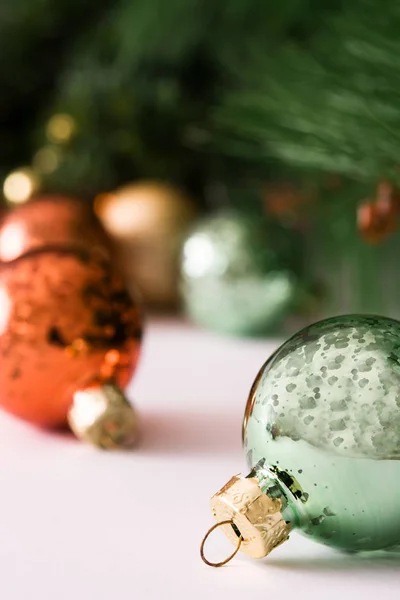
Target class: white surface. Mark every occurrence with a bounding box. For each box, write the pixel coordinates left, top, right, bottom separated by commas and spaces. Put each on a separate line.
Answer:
0, 319, 399, 599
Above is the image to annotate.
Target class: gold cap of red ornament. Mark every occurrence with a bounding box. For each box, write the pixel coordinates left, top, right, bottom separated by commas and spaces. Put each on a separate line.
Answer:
68, 384, 139, 449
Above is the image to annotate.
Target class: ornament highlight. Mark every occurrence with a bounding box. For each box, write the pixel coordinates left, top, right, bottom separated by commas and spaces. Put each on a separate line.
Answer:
202, 314, 400, 565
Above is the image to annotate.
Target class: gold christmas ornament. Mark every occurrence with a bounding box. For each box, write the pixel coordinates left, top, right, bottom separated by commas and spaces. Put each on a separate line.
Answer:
95, 181, 197, 309
3, 168, 40, 205
68, 383, 139, 449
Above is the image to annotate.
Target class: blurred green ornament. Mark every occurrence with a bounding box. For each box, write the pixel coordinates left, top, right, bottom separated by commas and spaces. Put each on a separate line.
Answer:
204, 315, 400, 567
180, 211, 299, 337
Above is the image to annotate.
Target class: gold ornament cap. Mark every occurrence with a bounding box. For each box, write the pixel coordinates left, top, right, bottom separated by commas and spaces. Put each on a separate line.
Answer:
68, 384, 139, 449
205, 474, 291, 563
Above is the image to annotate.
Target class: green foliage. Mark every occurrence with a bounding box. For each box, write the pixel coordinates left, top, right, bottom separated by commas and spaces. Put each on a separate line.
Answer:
218, 1, 400, 182
0, 0, 114, 181
3, 0, 400, 200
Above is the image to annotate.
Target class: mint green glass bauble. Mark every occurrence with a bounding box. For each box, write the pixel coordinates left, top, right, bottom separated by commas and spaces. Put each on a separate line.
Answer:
180, 211, 298, 337
244, 314, 400, 551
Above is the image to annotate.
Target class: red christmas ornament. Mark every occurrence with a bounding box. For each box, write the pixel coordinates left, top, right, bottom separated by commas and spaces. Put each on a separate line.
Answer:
358, 181, 400, 244
0, 197, 143, 448
0, 194, 111, 262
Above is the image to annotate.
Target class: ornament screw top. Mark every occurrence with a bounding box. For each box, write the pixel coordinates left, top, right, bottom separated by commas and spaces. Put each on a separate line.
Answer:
68, 383, 139, 449
201, 470, 291, 566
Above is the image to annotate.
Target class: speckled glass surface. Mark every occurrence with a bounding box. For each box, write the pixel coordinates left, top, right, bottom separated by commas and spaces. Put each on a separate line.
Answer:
244, 315, 400, 551
180, 212, 297, 337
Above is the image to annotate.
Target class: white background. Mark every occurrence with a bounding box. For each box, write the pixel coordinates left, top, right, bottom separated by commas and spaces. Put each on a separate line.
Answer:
0, 319, 399, 599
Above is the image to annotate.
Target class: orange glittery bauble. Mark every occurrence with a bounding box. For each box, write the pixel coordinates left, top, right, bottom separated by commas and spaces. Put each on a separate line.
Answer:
0, 248, 142, 427
0, 195, 112, 262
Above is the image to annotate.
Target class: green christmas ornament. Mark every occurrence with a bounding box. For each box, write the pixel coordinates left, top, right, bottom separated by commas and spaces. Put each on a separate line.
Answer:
180, 211, 298, 337
201, 315, 400, 567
